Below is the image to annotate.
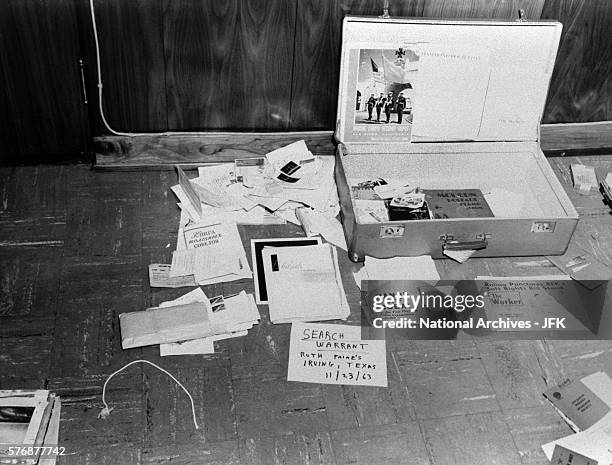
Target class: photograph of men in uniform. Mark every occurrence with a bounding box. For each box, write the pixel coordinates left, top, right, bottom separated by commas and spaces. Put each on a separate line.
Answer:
384, 92, 394, 123
367, 94, 376, 120
396, 92, 406, 124
352, 48, 418, 128
375, 93, 385, 121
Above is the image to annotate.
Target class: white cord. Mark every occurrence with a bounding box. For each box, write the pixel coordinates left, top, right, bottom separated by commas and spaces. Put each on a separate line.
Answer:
89, 0, 330, 139
89, 0, 218, 137
98, 359, 200, 430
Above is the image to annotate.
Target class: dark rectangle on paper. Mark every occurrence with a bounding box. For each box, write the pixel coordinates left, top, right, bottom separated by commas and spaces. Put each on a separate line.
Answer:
251, 237, 321, 304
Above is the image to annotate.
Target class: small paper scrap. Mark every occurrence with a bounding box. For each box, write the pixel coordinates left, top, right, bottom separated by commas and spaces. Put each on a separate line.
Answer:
295, 207, 347, 251
287, 322, 387, 387
570, 164, 598, 192
148, 264, 197, 288
444, 248, 477, 263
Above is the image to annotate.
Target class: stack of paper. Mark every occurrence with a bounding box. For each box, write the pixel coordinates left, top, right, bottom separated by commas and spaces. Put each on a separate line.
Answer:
0, 390, 61, 465
353, 255, 440, 289
119, 288, 260, 354
170, 219, 252, 285
262, 243, 350, 324
159, 288, 260, 356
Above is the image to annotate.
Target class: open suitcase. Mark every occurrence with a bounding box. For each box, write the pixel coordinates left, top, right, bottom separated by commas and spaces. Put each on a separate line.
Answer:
334, 15, 579, 262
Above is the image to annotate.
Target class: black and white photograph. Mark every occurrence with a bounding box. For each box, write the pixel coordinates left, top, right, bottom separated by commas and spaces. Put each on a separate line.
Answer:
353, 47, 418, 126
1, 2, 611, 465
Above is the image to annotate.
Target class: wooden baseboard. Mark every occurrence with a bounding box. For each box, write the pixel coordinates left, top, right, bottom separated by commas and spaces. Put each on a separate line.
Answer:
540, 121, 612, 153
94, 131, 336, 170
94, 122, 612, 170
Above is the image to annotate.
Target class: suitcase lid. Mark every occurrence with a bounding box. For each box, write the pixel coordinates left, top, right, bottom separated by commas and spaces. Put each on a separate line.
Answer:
335, 16, 562, 148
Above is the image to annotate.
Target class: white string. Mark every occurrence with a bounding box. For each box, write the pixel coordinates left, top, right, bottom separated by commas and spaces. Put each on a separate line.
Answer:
99, 359, 200, 430
89, 0, 217, 137
89, 0, 329, 139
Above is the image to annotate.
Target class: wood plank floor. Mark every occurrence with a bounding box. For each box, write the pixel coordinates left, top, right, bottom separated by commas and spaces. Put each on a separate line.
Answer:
1, 157, 612, 464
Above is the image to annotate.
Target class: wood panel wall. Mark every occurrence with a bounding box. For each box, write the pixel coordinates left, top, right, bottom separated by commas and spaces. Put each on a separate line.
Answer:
541, 0, 612, 123
87, 0, 610, 134
0, 0, 90, 162
0, 0, 610, 161
94, 0, 167, 132
164, 0, 297, 130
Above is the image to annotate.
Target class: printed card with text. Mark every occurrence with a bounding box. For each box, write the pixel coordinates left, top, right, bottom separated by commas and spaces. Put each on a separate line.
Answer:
288, 322, 387, 387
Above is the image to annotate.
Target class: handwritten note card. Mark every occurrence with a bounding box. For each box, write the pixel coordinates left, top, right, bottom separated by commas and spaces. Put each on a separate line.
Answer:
288, 322, 387, 387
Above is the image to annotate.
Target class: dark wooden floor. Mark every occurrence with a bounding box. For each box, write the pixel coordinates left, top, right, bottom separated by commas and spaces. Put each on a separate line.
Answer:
1, 156, 612, 464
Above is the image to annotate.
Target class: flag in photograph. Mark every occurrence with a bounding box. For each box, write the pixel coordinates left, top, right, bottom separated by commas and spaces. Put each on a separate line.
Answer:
370, 57, 379, 73
382, 56, 418, 84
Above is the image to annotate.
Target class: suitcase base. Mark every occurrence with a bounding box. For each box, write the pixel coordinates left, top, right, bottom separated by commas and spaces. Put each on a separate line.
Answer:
336, 143, 578, 261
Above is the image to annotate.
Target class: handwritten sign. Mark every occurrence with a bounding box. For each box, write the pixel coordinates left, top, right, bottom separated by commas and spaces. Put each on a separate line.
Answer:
287, 322, 387, 387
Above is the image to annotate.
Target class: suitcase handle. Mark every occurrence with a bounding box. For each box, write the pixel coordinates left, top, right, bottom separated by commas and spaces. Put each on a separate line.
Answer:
443, 238, 488, 251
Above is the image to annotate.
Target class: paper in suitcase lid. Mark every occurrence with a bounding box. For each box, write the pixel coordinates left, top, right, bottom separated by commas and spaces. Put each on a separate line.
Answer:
335, 16, 562, 146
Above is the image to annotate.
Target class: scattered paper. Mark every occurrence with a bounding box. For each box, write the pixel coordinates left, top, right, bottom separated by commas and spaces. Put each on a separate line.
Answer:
158, 289, 260, 356
170, 249, 197, 277
160, 330, 249, 356
542, 372, 612, 464
148, 264, 197, 288
296, 207, 347, 251
353, 256, 440, 289
287, 322, 387, 387
235, 157, 268, 185
373, 179, 414, 199
571, 164, 598, 192
354, 199, 389, 223
119, 301, 220, 349
171, 147, 338, 230
547, 243, 612, 289
175, 166, 202, 219
196, 163, 235, 191
265, 140, 322, 187
172, 184, 201, 222
263, 243, 350, 323
550, 445, 598, 465
161, 336, 215, 355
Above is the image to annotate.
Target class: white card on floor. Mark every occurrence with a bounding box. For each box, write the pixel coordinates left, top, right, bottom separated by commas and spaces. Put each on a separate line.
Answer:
287, 322, 387, 387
